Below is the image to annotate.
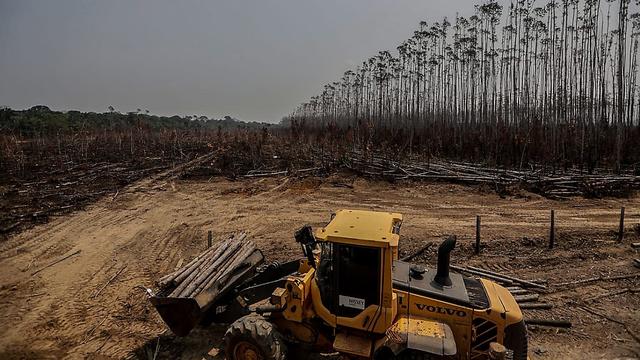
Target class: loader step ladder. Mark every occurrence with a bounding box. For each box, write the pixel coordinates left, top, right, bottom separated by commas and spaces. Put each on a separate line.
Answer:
333, 332, 372, 358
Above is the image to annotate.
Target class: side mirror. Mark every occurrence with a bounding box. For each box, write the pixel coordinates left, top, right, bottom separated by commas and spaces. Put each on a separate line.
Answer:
295, 225, 316, 246
294, 225, 317, 268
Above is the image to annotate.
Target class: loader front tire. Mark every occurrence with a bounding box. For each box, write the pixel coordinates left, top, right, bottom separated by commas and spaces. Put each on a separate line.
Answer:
224, 314, 287, 360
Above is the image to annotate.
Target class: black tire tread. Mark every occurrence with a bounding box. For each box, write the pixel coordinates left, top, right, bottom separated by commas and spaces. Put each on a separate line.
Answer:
224, 314, 286, 360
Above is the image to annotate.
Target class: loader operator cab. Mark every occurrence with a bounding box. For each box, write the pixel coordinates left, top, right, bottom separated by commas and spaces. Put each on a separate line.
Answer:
308, 209, 403, 334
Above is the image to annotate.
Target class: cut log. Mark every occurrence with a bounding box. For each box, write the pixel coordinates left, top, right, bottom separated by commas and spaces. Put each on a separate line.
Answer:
174, 240, 243, 298
163, 246, 220, 292
514, 294, 540, 303
450, 265, 514, 286
509, 289, 530, 295
176, 233, 246, 284
184, 244, 244, 298
525, 319, 571, 328
194, 242, 257, 297
157, 245, 218, 288
173, 238, 232, 285
519, 303, 553, 310
191, 242, 257, 298
466, 266, 547, 289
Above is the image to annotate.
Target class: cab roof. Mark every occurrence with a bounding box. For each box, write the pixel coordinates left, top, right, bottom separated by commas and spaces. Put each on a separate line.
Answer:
315, 209, 402, 248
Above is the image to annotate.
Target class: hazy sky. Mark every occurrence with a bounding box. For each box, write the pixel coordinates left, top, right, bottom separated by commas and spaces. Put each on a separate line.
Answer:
1, 0, 503, 123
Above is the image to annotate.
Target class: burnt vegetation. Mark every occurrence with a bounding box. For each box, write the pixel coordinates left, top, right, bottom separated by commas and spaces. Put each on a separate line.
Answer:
3, 1, 640, 237
0, 106, 275, 237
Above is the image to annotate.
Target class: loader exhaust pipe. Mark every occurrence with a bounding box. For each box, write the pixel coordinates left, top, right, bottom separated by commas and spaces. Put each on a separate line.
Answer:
434, 236, 457, 287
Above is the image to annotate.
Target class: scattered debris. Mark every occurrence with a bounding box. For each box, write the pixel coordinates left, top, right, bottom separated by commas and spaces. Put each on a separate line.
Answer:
584, 288, 640, 303
579, 306, 640, 344
401, 242, 433, 262
92, 265, 127, 298
554, 272, 640, 288
31, 249, 82, 275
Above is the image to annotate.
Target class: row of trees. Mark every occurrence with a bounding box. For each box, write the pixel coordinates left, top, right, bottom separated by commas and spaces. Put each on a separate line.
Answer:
0, 106, 271, 136
284, 0, 640, 172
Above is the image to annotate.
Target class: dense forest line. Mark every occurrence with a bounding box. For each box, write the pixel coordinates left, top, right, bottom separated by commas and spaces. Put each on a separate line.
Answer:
0, 105, 271, 136
284, 0, 640, 172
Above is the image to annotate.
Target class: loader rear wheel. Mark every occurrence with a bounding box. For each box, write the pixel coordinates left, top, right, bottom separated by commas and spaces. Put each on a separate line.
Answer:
224, 314, 287, 360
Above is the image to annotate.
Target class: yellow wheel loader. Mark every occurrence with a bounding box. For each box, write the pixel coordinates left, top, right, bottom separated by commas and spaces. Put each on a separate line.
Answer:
150, 209, 528, 359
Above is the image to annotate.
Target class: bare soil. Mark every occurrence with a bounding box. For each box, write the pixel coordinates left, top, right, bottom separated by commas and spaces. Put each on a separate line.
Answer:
0, 173, 638, 359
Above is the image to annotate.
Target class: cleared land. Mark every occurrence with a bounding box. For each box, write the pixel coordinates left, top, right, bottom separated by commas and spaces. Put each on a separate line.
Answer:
0, 174, 638, 359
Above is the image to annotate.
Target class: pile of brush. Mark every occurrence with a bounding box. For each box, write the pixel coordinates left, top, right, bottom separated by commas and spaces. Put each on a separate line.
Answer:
156, 232, 256, 298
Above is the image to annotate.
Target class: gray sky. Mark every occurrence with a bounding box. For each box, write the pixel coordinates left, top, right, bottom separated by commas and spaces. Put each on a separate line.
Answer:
1, 0, 498, 123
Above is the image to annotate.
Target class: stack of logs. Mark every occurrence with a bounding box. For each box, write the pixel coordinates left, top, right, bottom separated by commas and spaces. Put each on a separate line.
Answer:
157, 232, 255, 298
234, 151, 640, 198
342, 153, 640, 198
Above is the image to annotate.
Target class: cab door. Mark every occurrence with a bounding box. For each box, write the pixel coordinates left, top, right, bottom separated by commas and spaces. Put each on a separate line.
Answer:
332, 243, 381, 317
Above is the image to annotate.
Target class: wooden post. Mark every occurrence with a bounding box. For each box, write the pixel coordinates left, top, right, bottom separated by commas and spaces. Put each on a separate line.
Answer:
475, 215, 481, 255
549, 210, 555, 249
618, 206, 625, 242
207, 230, 212, 248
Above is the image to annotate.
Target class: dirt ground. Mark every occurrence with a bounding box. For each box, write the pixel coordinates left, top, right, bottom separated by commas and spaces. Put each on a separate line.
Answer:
0, 173, 638, 360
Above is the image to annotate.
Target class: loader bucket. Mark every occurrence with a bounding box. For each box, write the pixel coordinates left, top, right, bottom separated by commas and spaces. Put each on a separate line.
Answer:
149, 296, 201, 337
149, 249, 265, 336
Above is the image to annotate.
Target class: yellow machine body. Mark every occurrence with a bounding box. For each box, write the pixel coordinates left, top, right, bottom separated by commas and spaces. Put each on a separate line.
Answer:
264, 209, 527, 359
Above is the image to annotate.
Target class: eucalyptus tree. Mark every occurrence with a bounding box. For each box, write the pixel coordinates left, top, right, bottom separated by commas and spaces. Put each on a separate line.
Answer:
283, 0, 640, 170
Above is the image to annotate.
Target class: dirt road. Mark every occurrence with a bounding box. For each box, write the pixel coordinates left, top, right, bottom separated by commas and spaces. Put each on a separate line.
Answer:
0, 174, 638, 359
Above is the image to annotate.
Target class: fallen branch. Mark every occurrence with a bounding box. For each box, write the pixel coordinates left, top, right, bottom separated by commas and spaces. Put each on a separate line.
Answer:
32, 249, 82, 275
579, 306, 640, 344
82, 314, 110, 343
92, 266, 127, 298
585, 288, 640, 302
554, 272, 640, 287
401, 243, 433, 262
